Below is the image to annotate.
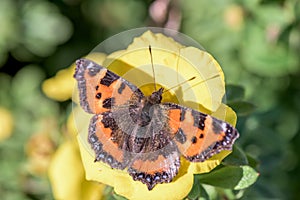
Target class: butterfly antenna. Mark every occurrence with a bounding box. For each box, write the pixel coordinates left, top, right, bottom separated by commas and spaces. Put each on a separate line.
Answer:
163, 76, 196, 93
164, 74, 220, 93
149, 45, 157, 91
184, 74, 220, 92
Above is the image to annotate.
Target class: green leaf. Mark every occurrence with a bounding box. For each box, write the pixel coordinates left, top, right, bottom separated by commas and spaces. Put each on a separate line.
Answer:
188, 176, 210, 200
234, 166, 259, 190
246, 154, 260, 170
222, 145, 249, 166
197, 165, 259, 190
228, 101, 256, 116
199, 184, 209, 199
225, 84, 245, 102
188, 177, 201, 200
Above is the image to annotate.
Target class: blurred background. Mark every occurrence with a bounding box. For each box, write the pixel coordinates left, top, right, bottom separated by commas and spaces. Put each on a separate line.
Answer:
0, 0, 299, 199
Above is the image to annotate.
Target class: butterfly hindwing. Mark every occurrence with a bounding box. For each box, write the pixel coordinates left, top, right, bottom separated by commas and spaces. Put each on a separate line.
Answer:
88, 112, 131, 169
74, 59, 143, 114
128, 140, 180, 190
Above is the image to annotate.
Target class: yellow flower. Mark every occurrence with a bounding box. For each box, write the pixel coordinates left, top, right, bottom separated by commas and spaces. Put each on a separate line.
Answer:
0, 107, 14, 141
48, 112, 105, 200
42, 66, 75, 101
73, 31, 238, 200
48, 140, 105, 200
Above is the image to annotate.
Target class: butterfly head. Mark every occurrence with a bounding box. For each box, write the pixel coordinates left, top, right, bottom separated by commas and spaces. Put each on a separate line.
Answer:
148, 87, 164, 104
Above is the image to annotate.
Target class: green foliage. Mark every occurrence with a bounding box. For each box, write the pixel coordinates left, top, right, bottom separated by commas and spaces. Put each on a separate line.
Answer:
223, 145, 249, 166
188, 177, 209, 200
226, 85, 245, 102
0, 66, 58, 199
187, 144, 259, 199
226, 84, 256, 116
197, 165, 259, 190
0, 0, 72, 64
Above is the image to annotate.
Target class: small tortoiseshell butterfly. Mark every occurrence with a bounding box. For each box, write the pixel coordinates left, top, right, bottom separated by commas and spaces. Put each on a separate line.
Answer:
74, 58, 239, 190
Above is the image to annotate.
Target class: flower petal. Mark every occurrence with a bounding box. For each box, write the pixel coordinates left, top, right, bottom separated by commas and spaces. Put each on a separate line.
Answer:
67, 110, 78, 138
178, 47, 225, 112
42, 66, 75, 101
127, 30, 183, 50
48, 141, 104, 200
188, 150, 232, 174
212, 103, 237, 126
49, 141, 84, 200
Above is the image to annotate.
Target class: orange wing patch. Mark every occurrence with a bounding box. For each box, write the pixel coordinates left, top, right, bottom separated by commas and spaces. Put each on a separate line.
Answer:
89, 114, 129, 169
74, 59, 142, 114
166, 106, 239, 162
167, 109, 181, 134
84, 68, 109, 113
128, 147, 180, 190
183, 115, 220, 158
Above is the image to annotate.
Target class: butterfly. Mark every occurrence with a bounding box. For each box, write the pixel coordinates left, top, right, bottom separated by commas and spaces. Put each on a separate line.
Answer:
74, 58, 239, 190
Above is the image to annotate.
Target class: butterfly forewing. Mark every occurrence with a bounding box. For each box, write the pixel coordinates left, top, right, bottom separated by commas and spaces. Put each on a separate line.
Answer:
74, 59, 144, 114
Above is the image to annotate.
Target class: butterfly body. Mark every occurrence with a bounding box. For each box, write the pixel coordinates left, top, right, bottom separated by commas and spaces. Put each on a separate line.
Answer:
74, 58, 239, 190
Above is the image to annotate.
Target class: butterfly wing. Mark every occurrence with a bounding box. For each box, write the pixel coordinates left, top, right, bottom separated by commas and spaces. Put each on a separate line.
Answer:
125, 121, 181, 190
162, 103, 239, 162
88, 113, 130, 169
75, 58, 145, 169
74, 58, 144, 114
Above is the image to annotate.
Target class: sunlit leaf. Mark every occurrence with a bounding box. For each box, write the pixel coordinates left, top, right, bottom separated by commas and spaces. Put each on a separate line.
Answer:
198, 165, 259, 190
